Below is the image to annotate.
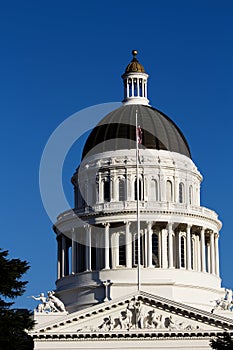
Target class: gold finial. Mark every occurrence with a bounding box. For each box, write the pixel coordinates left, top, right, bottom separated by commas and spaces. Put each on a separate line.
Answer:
132, 50, 138, 57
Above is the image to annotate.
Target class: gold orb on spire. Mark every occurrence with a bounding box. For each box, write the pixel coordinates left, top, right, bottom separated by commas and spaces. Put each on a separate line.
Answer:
124, 49, 145, 73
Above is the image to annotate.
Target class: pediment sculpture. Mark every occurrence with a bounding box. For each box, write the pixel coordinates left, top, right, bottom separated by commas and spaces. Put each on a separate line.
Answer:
31, 290, 66, 313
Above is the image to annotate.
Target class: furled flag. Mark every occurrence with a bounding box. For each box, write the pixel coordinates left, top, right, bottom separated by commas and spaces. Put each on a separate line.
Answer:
137, 126, 143, 144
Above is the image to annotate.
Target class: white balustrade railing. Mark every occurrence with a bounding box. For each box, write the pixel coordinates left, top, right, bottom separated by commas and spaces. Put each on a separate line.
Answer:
57, 201, 219, 222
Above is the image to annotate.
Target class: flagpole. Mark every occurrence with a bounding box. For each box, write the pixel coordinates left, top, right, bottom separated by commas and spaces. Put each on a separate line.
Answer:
136, 109, 141, 291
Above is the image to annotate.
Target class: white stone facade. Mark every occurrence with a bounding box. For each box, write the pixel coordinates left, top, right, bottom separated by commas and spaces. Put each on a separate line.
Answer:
30, 51, 233, 349
54, 149, 223, 314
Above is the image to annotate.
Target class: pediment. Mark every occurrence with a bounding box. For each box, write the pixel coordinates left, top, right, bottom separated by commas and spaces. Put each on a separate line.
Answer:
31, 291, 233, 340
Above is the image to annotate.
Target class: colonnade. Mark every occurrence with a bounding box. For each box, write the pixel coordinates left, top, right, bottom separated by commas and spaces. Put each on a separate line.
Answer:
76, 172, 199, 210
57, 222, 220, 280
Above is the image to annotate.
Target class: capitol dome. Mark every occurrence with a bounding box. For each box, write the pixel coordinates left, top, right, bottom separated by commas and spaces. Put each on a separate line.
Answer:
30, 50, 233, 350
82, 104, 191, 159
49, 50, 223, 329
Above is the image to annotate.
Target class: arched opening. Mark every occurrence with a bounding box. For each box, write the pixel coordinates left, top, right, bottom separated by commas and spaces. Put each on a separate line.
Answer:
134, 178, 142, 201
151, 179, 158, 201
103, 179, 110, 202
139, 78, 143, 96
180, 236, 185, 268
128, 78, 132, 97
179, 182, 184, 203
189, 185, 193, 205
166, 180, 173, 202
134, 78, 137, 96
119, 178, 126, 201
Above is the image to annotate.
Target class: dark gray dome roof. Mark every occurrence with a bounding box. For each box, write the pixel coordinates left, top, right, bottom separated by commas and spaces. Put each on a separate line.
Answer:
82, 104, 191, 159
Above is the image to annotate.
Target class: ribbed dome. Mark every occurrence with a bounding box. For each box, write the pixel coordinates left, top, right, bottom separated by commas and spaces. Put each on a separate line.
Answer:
82, 104, 191, 159
125, 58, 145, 73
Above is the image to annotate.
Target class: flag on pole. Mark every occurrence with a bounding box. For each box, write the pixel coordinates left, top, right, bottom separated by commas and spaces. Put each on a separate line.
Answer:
137, 126, 143, 144
137, 126, 142, 164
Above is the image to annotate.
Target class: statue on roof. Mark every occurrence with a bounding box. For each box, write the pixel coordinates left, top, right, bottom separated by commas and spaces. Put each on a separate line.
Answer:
31, 291, 66, 313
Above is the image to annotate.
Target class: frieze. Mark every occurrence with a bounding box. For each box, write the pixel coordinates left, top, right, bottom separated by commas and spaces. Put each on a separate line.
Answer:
92, 300, 200, 332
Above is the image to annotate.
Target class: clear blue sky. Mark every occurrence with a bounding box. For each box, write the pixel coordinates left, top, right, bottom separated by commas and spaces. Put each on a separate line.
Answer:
1, 0, 233, 310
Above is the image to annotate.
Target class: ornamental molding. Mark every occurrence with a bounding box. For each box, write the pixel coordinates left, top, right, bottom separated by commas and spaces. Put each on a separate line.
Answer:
56, 207, 221, 231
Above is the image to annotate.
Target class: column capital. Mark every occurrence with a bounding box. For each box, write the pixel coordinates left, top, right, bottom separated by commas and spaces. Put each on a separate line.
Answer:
167, 222, 174, 230
146, 221, 153, 230
103, 222, 110, 228
124, 220, 131, 227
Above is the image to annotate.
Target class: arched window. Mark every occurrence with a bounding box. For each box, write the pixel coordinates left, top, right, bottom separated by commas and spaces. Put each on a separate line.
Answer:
134, 178, 142, 201
189, 185, 193, 205
103, 179, 110, 202
152, 233, 159, 267
166, 180, 173, 202
128, 78, 132, 97
134, 78, 137, 96
139, 78, 143, 96
179, 182, 184, 203
181, 236, 185, 268
119, 234, 126, 266
119, 178, 126, 201
151, 179, 158, 201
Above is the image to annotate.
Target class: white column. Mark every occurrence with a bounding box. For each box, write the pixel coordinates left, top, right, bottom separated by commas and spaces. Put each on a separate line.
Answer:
125, 221, 132, 268
111, 234, 118, 269
104, 223, 110, 269
210, 231, 215, 274
196, 235, 201, 272
168, 223, 174, 268
57, 236, 61, 279
177, 232, 181, 268
158, 230, 162, 267
214, 233, 220, 276
147, 222, 153, 268
186, 224, 192, 270
72, 229, 77, 274
111, 175, 116, 202
207, 243, 211, 273
126, 79, 129, 97
161, 229, 167, 268
85, 225, 91, 271
61, 235, 66, 277
115, 234, 119, 267
200, 227, 206, 272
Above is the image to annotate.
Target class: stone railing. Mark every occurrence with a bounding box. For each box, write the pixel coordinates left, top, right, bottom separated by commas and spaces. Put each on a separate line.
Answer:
57, 201, 219, 222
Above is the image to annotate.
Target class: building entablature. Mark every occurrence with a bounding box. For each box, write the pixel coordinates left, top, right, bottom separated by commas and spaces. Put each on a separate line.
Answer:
55, 203, 221, 232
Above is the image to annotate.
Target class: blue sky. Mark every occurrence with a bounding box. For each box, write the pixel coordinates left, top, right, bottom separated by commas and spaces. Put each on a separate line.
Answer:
0, 0, 233, 310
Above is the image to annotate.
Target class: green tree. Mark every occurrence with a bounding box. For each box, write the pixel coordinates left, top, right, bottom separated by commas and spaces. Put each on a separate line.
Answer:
210, 332, 233, 350
0, 248, 34, 350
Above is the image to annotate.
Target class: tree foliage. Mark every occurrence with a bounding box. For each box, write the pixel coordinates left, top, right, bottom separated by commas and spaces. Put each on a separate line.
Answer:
0, 248, 34, 350
210, 332, 233, 350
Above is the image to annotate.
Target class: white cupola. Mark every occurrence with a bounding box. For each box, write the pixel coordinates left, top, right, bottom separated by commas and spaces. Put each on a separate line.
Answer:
122, 50, 149, 106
